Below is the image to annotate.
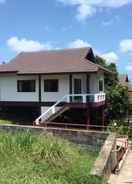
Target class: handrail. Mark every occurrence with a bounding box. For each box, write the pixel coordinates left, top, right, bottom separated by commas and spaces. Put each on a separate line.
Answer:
35, 95, 68, 125
35, 93, 106, 125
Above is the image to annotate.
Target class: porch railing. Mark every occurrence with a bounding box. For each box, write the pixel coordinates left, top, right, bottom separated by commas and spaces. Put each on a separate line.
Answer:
35, 93, 105, 125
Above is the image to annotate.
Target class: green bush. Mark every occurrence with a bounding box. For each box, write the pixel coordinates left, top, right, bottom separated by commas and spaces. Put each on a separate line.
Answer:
107, 118, 132, 137
106, 84, 130, 120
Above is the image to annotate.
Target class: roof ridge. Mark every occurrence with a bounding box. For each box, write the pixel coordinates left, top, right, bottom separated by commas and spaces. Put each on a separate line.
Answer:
22, 47, 91, 54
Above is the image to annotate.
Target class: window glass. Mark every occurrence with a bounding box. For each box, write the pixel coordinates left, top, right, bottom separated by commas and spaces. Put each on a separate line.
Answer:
17, 80, 35, 92
44, 79, 58, 92
99, 79, 104, 92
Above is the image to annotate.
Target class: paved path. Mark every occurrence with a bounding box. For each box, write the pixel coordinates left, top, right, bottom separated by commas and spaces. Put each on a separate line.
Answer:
109, 150, 132, 184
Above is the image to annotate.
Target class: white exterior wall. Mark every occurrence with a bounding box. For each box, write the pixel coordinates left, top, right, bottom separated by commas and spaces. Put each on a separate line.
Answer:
41, 74, 69, 102
41, 106, 61, 114
0, 74, 39, 102
89, 71, 104, 94
0, 72, 104, 102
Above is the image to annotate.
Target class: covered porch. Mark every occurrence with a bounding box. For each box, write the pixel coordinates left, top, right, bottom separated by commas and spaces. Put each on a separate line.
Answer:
35, 72, 106, 128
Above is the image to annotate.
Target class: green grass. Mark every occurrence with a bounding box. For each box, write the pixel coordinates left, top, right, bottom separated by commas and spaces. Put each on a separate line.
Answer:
129, 93, 132, 105
0, 132, 105, 184
0, 119, 14, 125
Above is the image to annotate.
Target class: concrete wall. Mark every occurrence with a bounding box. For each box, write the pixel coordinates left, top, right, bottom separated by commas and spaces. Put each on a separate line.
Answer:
0, 124, 108, 152
91, 133, 117, 180
0, 124, 116, 180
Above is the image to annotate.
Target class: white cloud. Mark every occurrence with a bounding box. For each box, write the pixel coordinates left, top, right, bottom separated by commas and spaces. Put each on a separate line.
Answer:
68, 39, 91, 48
76, 3, 96, 21
102, 19, 113, 26
125, 64, 132, 72
101, 52, 119, 63
68, 39, 118, 64
57, 0, 132, 21
120, 39, 132, 53
7, 37, 52, 52
102, 15, 120, 27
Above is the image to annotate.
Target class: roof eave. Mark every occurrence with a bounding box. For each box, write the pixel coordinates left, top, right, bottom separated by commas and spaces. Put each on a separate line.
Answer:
17, 70, 98, 75
0, 71, 18, 74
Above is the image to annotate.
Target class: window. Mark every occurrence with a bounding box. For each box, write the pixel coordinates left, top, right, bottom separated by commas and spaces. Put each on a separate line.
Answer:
99, 79, 104, 92
17, 80, 36, 92
44, 79, 58, 92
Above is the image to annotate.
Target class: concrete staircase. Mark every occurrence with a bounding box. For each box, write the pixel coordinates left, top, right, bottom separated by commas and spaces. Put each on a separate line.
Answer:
45, 105, 70, 122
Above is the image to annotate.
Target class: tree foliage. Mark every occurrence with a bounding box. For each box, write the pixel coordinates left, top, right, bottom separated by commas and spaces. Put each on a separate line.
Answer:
106, 84, 129, 119
95, 55, 130, 120
95, 55, 118, 88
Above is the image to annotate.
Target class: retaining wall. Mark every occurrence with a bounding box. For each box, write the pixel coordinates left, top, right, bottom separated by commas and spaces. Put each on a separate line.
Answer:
91, 133, 117, 179
0, 124, 108, 151
0, 124, 117, 179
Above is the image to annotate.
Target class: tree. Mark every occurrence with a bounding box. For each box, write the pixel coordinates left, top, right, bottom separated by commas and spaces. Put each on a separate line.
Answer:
95, 55, 130, 121
2, 61, 6, 64
95, 55, 118, 88
106, 84, 129, 120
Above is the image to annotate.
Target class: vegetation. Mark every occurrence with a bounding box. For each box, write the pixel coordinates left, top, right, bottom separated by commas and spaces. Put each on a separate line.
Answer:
95, 55, 118, 88
106, 84, 129, 120
96, 55, 132, 137
96, 55, 130, 121
107, 118, 132, 137
0, 119, 14, 125
0, 132, 105, 184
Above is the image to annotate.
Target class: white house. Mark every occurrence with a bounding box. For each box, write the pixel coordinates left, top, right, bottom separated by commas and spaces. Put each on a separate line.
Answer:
0, 47, 109, 128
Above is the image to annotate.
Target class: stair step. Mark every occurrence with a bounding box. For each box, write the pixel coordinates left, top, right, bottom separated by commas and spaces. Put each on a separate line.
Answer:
46, 106, 70, 122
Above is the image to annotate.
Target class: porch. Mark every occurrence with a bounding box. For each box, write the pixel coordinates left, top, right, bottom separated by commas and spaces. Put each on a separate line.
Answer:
35, 93, 106, 126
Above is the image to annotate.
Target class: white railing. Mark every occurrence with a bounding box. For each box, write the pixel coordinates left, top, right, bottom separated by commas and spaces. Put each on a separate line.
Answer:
35, 92, 105, 125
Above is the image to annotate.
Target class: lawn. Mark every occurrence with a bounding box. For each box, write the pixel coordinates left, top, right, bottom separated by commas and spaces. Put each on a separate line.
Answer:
0, 119, 14, 125
0, 132, 105, 184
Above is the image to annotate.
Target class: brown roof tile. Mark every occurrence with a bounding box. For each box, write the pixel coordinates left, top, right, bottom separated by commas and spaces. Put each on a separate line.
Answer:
118, 74, 129, 83
118, 74, 132, 92
0, 47, 109, 74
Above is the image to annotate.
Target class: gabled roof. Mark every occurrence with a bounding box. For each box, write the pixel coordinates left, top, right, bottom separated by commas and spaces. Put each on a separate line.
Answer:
118, 74, 132, 92
118, 74, 129, 83
0, 47, 110, 75
128, 84, 132, 92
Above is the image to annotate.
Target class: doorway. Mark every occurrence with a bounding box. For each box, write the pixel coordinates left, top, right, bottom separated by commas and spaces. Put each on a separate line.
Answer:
73, 78, 82, 102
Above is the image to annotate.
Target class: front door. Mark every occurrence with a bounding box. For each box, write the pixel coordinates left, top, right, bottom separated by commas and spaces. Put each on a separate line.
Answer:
73, 79, 82, 102
74, 78, 82, 94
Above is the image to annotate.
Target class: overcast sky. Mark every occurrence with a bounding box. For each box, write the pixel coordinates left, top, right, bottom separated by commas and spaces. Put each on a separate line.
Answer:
0, 0, 132, 80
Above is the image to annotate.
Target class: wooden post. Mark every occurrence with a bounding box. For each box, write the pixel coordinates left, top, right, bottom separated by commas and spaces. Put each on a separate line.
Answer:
69, 74, 73, 103
38, 74, 42, 103
86, 74, 90, 93
86, 108, 90, 130
102, 106, 105, 129
86, 74, 90, 103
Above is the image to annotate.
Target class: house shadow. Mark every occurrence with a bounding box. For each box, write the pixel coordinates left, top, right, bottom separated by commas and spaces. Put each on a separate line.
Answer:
0, 106, 40, 125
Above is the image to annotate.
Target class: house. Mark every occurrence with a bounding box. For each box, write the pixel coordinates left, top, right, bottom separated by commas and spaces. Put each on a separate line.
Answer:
118, 74, 132, 92
0, 47, 110, 128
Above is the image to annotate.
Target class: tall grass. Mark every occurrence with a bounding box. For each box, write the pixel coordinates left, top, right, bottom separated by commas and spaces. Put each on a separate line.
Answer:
0, 131, 105, 184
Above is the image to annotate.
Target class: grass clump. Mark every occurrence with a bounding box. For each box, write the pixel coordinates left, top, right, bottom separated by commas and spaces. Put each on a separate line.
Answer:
0, 119, 14, 125
0, 132, 105, 184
